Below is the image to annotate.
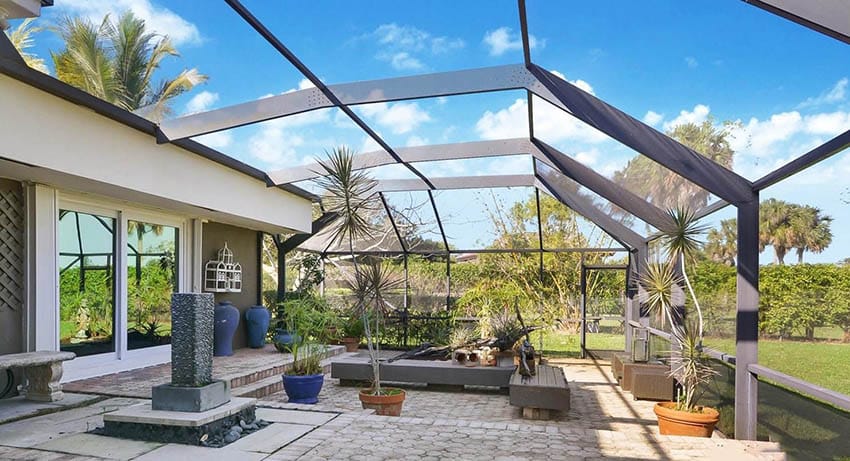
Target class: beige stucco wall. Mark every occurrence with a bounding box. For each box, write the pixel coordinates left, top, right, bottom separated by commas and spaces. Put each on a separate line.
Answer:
202, 221, 261, 350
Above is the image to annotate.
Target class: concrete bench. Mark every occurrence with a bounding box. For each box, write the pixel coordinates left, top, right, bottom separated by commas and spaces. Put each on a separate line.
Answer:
509, 364, 570, 420
332, 357, 515, 389
0, 351, 75, 401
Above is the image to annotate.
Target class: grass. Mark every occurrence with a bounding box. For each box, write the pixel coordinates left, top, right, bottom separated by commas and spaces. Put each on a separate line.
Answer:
537, 328, 625, 358
704, 337, 850, 396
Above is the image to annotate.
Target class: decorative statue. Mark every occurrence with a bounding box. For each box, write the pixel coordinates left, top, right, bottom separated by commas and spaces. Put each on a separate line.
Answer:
518, 339, 536, 377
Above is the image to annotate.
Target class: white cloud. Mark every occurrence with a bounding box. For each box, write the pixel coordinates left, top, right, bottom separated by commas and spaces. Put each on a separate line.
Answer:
406, 135, 428, 147
194, 131, 232, 150
475, 96, 608, 144
183, 91, 218, 115
728, 111, 803, 158
369, 23, 464, 70
643, 110, 663, 127
684, 56, 698, 69
249, 126, 303, 167
483, 26, 544, 56
58, 0, 201, 46
359, 102, 431, 134
662, 104, 710, 131
798, 77, 848, 108
548, 70, 596, 96
360, 136, 382, 153
388, 52, 423, 71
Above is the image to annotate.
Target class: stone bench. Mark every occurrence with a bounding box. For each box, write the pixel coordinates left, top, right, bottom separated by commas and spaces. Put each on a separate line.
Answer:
509, 364, 570, 420
0, 351, 75, 401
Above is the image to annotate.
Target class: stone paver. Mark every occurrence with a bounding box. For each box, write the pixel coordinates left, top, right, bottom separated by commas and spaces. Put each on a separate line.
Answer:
34, 433, 160, 460
0, 357, 785, 460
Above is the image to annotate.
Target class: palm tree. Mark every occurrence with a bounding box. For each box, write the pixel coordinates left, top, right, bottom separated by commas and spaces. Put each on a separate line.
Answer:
789, 206, 833, 264
51, 11, 206, 121
5, 18, 48, 73
704, 219, 736, 266
759, 198, 794, 265
613, 120, 736, 210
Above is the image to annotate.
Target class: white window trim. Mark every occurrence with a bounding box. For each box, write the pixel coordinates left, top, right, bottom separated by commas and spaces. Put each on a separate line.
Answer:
56, 191, 193, 381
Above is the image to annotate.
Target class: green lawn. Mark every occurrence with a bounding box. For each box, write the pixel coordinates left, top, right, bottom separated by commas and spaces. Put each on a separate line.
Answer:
704, 337, 850, 396
537, 329, 625, 358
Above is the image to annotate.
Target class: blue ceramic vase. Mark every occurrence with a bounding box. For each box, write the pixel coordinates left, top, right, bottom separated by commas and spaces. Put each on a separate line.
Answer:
244, 305, 271, 349
273, 329, 301, 352
213, 300, 240, 356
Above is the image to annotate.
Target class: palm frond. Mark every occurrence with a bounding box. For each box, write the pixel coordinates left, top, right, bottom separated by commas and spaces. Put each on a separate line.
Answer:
6, 18, 48, 73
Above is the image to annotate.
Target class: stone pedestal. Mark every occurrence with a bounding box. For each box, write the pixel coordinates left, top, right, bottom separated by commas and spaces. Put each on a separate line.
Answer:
151, 293, 231, 412
23, 362, 64, 402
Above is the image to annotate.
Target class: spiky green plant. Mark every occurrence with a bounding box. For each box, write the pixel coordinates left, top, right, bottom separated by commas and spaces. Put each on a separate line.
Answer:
660, 206, 709, 339
313, 147, 397, 395
639, 207, 716, 413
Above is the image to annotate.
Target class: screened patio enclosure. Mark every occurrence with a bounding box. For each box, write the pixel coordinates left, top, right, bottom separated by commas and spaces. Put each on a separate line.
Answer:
146, 0, 850, 441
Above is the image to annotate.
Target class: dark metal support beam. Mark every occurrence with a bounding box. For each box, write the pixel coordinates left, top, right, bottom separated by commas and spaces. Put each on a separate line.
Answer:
743, 0, 850, 45
580, 256, 587, 359
302, 247, 626, 256
535, 167, 646, 249
428, 190, 450, 253
533, 138, 671, 230
527, 64, 753, 204
223, 0, 434, 189
379, 192, 407, 253
534, 187, 545, 282
753, 129, 850, 191
735, 196, 760, 440
278, 212, 339, 254
271, 234, 286, 303
0, 33, 25, 64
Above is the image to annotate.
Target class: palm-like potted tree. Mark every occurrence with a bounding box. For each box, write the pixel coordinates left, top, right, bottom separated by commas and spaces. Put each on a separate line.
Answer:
641, 207, 720, 437
314, 147, 407, 416
280, 295, 335, 404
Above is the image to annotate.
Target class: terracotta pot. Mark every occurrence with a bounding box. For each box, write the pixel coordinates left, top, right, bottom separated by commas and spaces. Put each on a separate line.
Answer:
654, 402, 719, 437
358, 388, 406, 416
341, 337, 360, 353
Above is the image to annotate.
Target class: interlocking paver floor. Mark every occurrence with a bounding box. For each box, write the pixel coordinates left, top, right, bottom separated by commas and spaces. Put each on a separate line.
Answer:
0, 357, 786, 460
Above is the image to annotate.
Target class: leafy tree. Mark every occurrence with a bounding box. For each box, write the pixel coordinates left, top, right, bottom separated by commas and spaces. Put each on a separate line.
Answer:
5, 18, 48, 73
51, 11, 207, 121
789, 205, 833, 264
758, 199, 832, 265
613, 119, 736, 210
705, 218, 736, 266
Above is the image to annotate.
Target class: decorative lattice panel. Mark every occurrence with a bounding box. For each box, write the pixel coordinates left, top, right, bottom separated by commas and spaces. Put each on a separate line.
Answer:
0, 180, 24, 313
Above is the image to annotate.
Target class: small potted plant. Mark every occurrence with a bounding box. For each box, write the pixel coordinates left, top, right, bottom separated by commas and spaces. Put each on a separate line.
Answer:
340, 312, 365, 353
280, 296, 333, 404
640, 207, 719, 437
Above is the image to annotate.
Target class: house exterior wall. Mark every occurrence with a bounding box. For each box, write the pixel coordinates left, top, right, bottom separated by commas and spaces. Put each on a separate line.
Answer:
0, 178, 24, 355
0, 73, 312, 234
201, 222, 262, 351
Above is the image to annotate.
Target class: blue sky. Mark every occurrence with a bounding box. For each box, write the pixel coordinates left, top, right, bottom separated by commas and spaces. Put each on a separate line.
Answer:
15, 0, 850, 263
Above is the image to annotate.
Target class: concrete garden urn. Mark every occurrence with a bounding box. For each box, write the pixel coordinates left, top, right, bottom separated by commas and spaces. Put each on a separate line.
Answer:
214, 300, 240, 356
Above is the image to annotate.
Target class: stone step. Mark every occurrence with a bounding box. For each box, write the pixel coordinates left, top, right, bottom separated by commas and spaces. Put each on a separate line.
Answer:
226, 345, 345, 390
232, 350, 349, 399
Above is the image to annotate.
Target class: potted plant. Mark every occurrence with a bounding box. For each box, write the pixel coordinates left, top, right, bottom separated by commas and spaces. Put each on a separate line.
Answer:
340, 312, 365, 353
314, 147, 407, 416
640, 207, 719, 437
280, 296, 333, 404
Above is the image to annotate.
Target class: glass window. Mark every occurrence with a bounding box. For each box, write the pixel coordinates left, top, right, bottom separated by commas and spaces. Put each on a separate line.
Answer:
127, 221, 179, 350
58, 210, 116, 357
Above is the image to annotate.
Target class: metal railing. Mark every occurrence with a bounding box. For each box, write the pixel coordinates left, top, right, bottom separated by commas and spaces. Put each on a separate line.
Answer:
640, 324, 850, 412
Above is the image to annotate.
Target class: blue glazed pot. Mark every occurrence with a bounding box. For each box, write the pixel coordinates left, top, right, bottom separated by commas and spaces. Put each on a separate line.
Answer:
213, 300, 240, 356
244, 305, 271, 349
282, 373, 324, 404
273, 329, 301, 352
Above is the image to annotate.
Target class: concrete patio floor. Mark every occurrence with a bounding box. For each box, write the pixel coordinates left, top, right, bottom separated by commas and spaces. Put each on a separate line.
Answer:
0, 356, 786, 460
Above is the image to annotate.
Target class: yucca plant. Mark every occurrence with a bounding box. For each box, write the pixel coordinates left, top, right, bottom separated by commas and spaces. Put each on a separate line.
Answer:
639, 206, 717, 414
313, 147, 399, 396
